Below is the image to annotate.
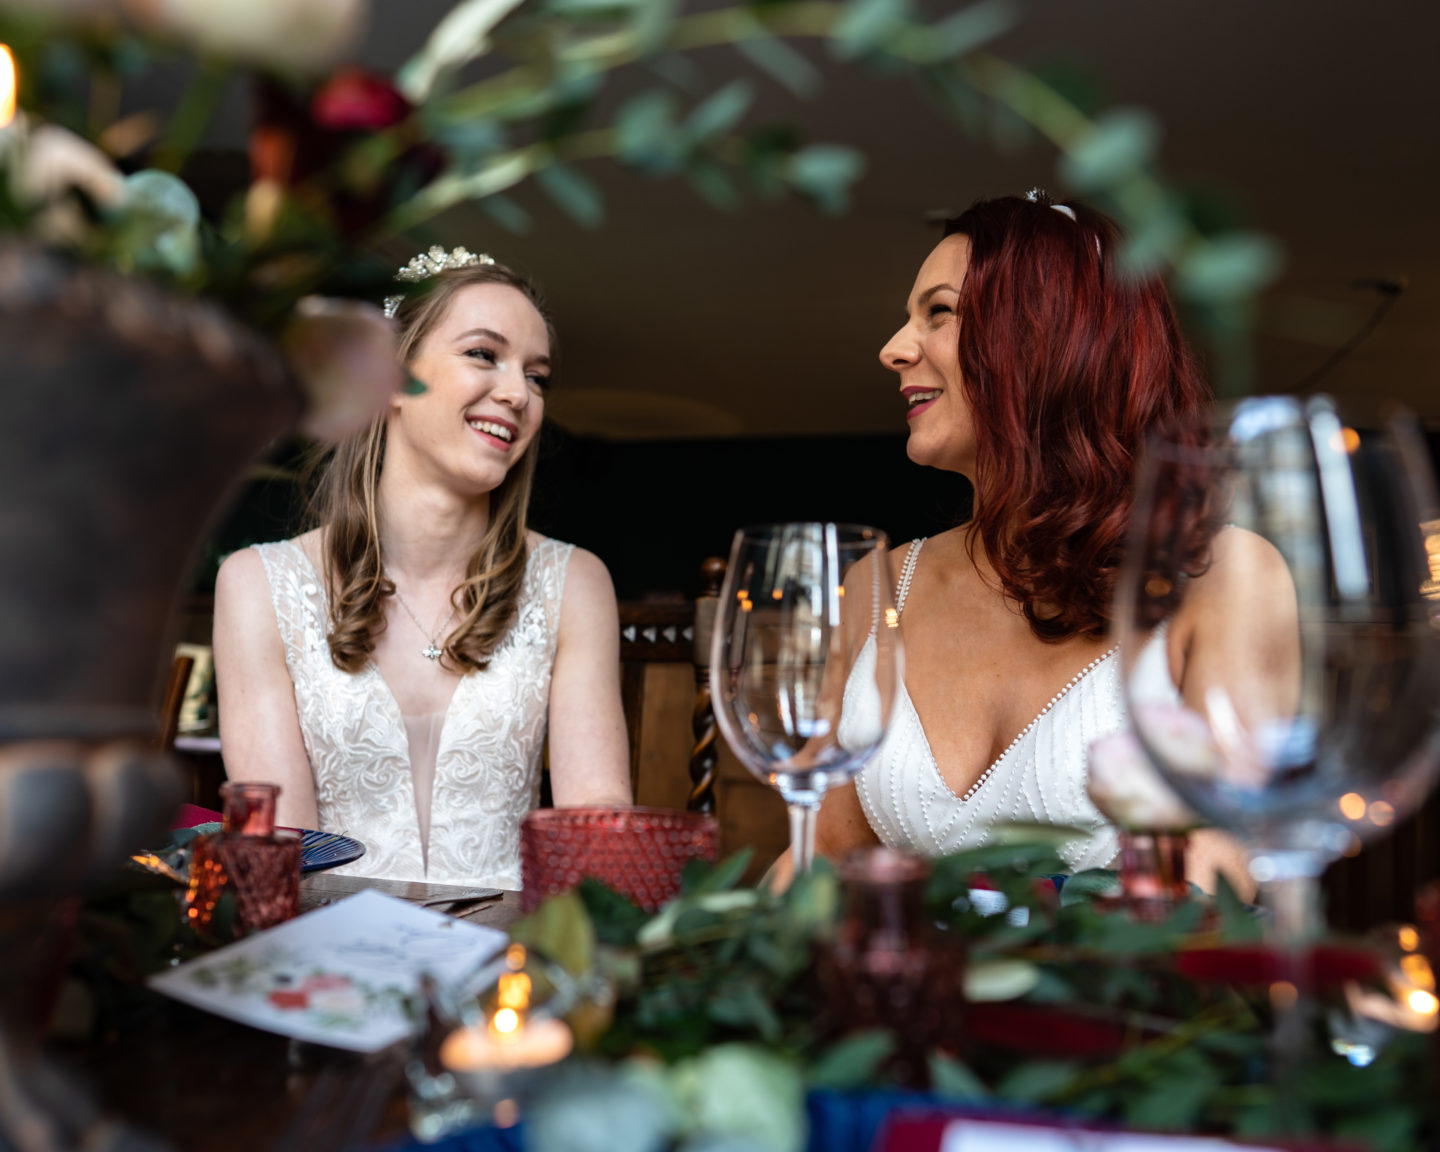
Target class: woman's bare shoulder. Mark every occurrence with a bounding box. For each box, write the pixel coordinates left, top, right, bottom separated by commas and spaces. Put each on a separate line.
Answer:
1172, 524, 1298, 662
1187, 525, 1294, 606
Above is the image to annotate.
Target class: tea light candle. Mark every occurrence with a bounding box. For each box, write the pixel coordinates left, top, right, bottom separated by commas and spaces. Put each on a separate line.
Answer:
440, 1015, 573, 1073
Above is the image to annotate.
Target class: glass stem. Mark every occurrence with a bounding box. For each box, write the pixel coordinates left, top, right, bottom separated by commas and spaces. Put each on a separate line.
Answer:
1258, 861, 1323, 1134
787, 799, 821, 874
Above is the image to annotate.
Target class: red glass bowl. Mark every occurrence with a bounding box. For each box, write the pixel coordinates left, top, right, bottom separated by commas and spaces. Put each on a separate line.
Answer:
520, 806, 719, 912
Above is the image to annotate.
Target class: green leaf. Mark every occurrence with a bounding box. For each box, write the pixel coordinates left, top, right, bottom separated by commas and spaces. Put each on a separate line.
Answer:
615, 89, 680, 170
398, 0, 528, 102
683, 848, 754, 897
1058, 868, 1119, 906
924, 0, 1017, 62
1176, 232, 1284, 305
831, 0, 911, 58
683, 79, 754, 144
1059, 107, 1161, 192
787, 145, 866, 214
536, 162, 605, 227
577, 877, 649, 946
115, 169, 200, 277
781, 857, 839, 932
1118, 196, 1187, 274
996, 1060, 1079, 1103
928, 1051, 989, 1100
1124, 1061, 1219, 1131
1211, 869, 1263, 942
1333, 1108, 1416, 1152
509, 889, 595, 976
964, 958, 1040, 1002
479, 192, 533, 234
426, 112, 507, 164
808, 1031, 895, 1089
707, 980, 782, 1041
733, 30, 821, 98
670, 1045, 806, 1152
629, 0, 676, 53
687, 157, 741, 212
921, 65, 985, 134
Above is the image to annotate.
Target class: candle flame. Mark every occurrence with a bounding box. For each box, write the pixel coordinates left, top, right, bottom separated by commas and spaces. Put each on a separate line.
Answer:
492, 1007, 521, 1035
0, 46, 16, 129
1408, 989, 1439, 1017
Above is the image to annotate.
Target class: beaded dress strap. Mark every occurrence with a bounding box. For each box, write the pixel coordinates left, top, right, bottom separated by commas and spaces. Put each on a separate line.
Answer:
894, 538, 926, 619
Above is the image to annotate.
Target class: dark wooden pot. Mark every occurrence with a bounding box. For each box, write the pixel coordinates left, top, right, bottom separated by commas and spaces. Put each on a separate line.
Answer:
0, 246, 302, 1150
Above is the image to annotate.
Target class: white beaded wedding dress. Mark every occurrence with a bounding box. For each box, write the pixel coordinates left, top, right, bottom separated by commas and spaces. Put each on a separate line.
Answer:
253, 536, 573, 888
852, 538, 1180, 872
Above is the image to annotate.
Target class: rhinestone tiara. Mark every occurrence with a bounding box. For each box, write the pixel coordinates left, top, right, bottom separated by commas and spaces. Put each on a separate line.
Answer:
383, 245, 496, 319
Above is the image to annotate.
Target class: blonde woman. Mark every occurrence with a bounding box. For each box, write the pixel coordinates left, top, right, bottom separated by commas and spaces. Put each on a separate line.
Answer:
214, 250, 631, 888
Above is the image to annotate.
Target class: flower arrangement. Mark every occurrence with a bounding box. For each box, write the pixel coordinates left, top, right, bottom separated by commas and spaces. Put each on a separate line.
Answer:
0, 0, 1283, 430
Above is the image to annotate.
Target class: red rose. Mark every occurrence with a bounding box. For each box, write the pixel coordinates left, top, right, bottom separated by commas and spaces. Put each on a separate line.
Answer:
311, 68, 411, 133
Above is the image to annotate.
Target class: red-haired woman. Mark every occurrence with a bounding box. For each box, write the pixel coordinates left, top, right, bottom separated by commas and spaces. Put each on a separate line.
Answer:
813, 192, 1287, 892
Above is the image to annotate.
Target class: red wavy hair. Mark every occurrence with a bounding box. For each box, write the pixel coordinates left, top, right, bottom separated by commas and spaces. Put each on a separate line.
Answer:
944, 192, 1211, 640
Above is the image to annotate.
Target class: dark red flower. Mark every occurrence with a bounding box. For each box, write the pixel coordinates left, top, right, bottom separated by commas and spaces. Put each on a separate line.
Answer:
248, 74, 446, 239
311, 68, 411, 133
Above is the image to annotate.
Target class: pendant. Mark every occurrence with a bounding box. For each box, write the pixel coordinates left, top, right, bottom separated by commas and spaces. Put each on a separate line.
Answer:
422, 643, 442, 661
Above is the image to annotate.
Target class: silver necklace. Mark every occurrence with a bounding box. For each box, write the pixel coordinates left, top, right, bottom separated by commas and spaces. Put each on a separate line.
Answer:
392, 587, 458, 661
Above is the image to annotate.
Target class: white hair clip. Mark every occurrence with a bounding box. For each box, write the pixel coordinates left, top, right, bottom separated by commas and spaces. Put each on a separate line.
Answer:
1024, 186, 1076, 221
383, 246, 496, 319
1024, 189, 1098, 255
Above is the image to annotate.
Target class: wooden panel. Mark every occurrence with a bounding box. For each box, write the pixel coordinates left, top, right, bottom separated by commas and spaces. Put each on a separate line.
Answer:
714, 741, 789, 884
631, 662, 700, 811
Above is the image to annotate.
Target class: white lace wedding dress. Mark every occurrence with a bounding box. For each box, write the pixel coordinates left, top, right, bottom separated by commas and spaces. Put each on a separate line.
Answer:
254, 537, 572, 888
852, 538, 1181, 872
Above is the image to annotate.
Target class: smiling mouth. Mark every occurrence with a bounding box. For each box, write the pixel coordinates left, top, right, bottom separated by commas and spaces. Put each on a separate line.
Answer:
467, 418, 515, 443
906, 390, 941, 408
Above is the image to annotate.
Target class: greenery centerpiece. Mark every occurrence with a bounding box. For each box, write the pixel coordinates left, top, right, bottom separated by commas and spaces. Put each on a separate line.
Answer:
0, 0, 1282, 415
509, 837, 1434, 1152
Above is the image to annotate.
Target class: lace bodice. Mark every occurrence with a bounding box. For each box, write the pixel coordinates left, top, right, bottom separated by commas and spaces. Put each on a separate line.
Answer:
853, 538, 1180, 872
254, 537, 572, 888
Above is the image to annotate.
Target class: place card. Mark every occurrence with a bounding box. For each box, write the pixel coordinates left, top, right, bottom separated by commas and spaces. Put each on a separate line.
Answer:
877, 1115, 1293, 1152
149, 889, 508, 1052
940, 1123, 1281, 1152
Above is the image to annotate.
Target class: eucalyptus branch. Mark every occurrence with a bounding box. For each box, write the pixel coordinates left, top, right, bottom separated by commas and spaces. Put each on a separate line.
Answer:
153, 59, 230, 175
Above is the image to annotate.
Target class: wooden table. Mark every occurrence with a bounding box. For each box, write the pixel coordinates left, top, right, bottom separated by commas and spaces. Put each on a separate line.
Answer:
61, 874, 526, 1152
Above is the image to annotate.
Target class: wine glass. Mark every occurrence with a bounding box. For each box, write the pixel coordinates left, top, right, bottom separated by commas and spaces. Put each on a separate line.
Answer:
1113, 395, 1440, 1106
710, 523, 904, 873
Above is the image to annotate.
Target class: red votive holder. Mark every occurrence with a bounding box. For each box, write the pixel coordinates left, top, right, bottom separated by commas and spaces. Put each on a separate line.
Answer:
519, 806, 719, 912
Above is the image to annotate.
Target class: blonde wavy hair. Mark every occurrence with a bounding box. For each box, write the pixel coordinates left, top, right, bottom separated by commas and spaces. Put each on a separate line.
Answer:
307, 261, 554, 674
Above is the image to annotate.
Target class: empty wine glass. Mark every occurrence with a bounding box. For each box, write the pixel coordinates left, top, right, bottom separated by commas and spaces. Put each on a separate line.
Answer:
1116, 395, 1440, 924
710, 523, 903, 873
1114, 394, 1440, 1114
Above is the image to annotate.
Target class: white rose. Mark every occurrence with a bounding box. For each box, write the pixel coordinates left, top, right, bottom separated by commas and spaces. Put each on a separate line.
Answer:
12, 121, 125, 208
121, 0, 366, 75
282, 297, 404, 443
1086, 730, 1199, 832
4, 119, 126, 245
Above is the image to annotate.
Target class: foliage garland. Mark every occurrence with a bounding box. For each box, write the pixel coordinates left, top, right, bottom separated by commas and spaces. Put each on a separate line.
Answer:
509, 836, 1432, 1152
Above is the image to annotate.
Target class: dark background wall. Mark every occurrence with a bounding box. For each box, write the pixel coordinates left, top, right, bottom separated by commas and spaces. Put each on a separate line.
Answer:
198, 427, 975, 600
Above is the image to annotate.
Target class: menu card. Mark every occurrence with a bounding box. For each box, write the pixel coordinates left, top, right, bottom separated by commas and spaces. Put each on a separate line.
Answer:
148, 889, 508, 1052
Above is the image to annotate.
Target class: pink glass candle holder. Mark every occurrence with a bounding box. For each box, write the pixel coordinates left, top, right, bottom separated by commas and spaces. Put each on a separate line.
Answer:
816, 847, 965, 1087
187, 782, 300, 935
519, 806, 719, 912
1114, 830, 1191, 921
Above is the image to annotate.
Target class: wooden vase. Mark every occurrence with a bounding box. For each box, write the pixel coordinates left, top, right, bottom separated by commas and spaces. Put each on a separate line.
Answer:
0, 244, 301, 1151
